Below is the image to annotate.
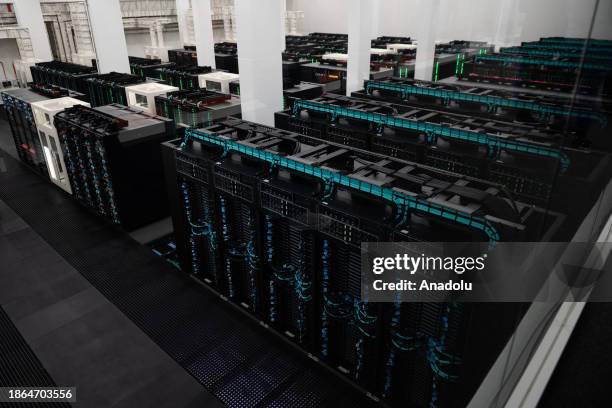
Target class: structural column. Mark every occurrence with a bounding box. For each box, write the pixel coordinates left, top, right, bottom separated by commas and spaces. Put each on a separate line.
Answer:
12, 0, 53, 61
86, 0, 130, 73
346, 0, 374, 95
192, 0, 216, 68
176, 0, 192, 46
493, 0, 518, 51
280, 0, 286, 51
414, 0, 440, 81
234, 0, 284, 126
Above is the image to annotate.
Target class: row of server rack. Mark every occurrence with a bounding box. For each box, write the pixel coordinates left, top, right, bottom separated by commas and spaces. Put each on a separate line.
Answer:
162, 117, 566, 407
1, 82, 177, 231
31, 61, 146, 107
2, 36, 610, 408
458, 36, 612, 95
160, 40, 611, 405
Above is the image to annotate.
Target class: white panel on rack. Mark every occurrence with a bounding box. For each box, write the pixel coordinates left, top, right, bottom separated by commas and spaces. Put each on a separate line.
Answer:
31, 97, 90, 194
198, 72, 239, 94
125, 83, 179, 115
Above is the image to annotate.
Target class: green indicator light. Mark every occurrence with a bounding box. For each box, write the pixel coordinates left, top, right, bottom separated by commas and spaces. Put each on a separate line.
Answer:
434, 61, 439, 82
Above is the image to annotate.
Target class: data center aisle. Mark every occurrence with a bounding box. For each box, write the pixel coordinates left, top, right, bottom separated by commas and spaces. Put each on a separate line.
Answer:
0, 124, 378, 407
0, 182, 221, 407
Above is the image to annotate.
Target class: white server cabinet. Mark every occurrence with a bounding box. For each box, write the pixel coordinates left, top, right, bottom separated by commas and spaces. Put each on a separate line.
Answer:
198, 72, 240, 94
125, 83, 179, 116
31, 97, 90, 194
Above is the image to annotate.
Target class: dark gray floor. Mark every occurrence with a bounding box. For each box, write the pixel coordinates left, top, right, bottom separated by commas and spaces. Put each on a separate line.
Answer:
0, 118, 380, 408
0, 131, 221, 407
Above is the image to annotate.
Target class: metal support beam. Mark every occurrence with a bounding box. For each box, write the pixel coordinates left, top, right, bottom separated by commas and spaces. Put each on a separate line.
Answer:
234, 0, 284, 126
86, 0, 129, 73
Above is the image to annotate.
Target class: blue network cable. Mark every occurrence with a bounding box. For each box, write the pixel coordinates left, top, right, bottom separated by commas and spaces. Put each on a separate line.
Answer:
180, 181, 201, 275
426, 304, 463, 408
321, 239, 331, 357
265, 215, 277, 323
219, 196, 235, 298
245, 216, 260, 309
95, 141, 120, 223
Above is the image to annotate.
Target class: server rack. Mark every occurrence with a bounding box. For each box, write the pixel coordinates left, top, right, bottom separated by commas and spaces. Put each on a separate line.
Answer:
357, 77, 611, 150
539, 36, 612, 46
371, 36, 413, 49
499, 46, 612, 62
214, 42, 239, 73
168, 44, 240, 73
29, 82, 88, 102
125, 83, 179, 116
86, 72, 145, 107
155, 65, 212, 90
435, 40, 494, 56
1, 88, 53, 176
54, 104, 174, 230
161, 117, 562, 407
168, 47, 198, 67
155, 89, 236, 130
275, 95, 611, 222
129, 56, 175, 80
31, 97, 90, 194
30, 61, 98, 99
519, 40, 612, 55
458, 53, 612, 95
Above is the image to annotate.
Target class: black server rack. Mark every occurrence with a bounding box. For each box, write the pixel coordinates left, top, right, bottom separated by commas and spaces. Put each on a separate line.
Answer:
161, 117, 562, 408
155, 89, 232, 130
518, 38, 612, 56
435, 40, 494, 55
371, 36, 413, 48
458, 53, 612, 95
1, 88, 51, 176
29, 83, 69, 98
30, 61, 98, 99
155, 65, 212, 90
86, 72, 145, 107
168, 45, 239, 73
357, 77, 612, 151
129, 56, 175, 80
168, 47, 199, 67
499, 45, 612, 64
215, 42, 239, 73
275, 95, 611, 225
54, 104, 174, 230
29, 82, 88, 102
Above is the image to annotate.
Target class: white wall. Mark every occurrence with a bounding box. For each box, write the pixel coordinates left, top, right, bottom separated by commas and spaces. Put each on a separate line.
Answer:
125, 30, 182, 57
124, 28, 226, 58
0, 39, 21, 81
289, 0, 612, 43
289, 0, 348, 34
